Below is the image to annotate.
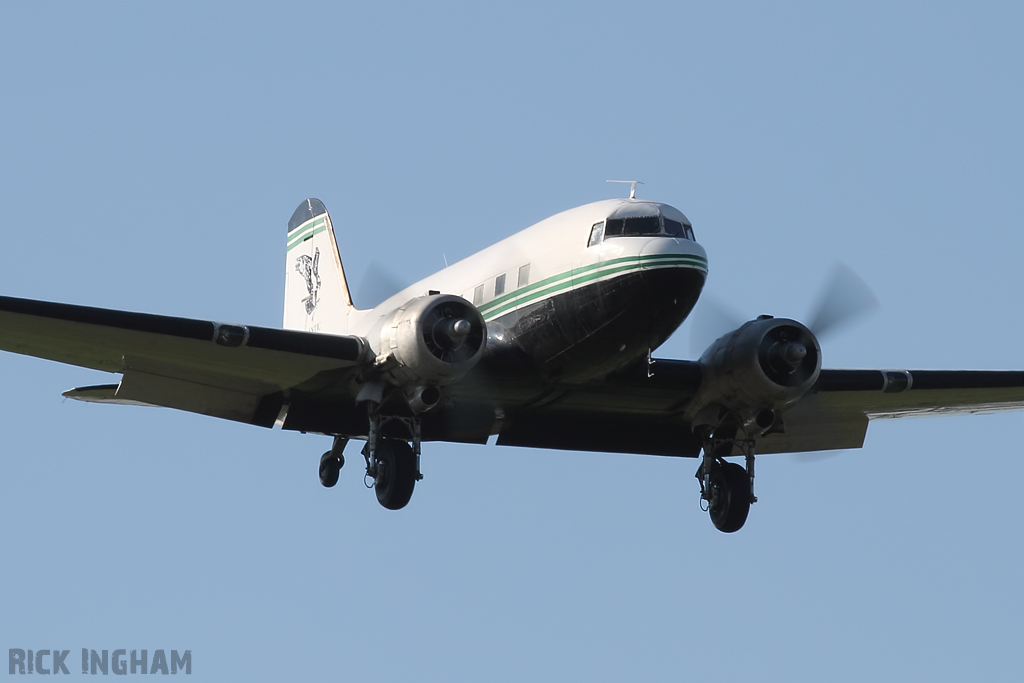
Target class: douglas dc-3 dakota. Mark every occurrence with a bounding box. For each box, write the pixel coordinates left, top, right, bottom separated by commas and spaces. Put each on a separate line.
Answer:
1, 186, 1022, 532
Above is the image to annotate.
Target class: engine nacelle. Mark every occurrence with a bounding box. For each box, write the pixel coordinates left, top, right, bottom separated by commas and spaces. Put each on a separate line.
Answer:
372, 294, 486, 387
685, 316, 821, 429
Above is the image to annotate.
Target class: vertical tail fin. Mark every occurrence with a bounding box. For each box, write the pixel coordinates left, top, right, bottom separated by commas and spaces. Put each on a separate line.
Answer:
284, 198, 355, 333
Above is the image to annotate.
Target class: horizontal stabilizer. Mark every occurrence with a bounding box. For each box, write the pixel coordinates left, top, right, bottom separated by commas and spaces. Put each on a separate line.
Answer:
63, 384, 155, 407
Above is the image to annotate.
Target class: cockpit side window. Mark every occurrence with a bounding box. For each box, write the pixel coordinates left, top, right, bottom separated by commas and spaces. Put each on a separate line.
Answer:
663, 218, 685, 238
604, 218, 624, 237
588, 221, 605, 247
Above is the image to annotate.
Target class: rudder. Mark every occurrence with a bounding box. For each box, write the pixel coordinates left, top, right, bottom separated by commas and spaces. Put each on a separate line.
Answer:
284, 198, 355, 333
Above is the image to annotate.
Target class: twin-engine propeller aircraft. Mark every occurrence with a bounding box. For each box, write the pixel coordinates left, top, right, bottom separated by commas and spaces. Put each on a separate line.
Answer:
1, 189, 1022, 532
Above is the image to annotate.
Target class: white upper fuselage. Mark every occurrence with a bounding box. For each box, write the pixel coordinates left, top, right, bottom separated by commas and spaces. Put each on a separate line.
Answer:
343, 198, 709, 337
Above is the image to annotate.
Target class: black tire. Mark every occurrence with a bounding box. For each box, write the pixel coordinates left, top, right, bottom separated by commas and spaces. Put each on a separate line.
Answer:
708, 462, 751, 533
374, 439, 416, 510
319, 450, 342, 488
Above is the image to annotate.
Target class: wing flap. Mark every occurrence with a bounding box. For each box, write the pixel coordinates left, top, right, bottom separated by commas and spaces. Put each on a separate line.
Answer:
755, 396, 869, 455
116, 369, 284, 427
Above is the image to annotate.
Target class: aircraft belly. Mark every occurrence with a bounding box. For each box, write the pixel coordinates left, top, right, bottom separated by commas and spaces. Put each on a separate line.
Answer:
494, 266, 705, 381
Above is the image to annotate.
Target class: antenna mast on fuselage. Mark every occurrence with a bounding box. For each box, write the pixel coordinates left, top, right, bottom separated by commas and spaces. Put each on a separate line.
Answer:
607, 179, 643, 200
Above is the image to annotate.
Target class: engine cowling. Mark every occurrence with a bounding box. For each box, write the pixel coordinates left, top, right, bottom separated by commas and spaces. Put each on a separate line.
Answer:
685, 316, 821, 429
372, 294, 486, 386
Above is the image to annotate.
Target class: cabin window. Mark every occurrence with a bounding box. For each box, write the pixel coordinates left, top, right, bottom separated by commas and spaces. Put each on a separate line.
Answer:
518, 263, 530, 287
588, 222, 605, 247
494, 273, 506, 297
473, 284, 484, 305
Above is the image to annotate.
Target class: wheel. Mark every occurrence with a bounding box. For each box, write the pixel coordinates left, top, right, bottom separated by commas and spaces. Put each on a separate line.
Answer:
708, 462, 751, 533
374, 439, 416, 510
319, 450, 343, 488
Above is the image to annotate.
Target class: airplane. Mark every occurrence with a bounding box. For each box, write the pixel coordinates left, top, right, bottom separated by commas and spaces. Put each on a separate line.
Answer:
1, 187, 1022, 533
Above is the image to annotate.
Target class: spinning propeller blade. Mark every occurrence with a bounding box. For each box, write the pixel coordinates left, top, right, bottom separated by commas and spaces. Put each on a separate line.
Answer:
689, 294, 746, 358
807, 263, 879, 340
689, 263, 878, 357
354, 261, 406, 309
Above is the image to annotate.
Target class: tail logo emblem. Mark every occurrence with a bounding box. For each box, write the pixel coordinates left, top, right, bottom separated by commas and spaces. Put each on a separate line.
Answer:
295, 248, 322, 314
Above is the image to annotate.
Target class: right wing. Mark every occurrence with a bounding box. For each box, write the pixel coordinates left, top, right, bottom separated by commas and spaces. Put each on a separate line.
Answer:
0, 295, 369, 427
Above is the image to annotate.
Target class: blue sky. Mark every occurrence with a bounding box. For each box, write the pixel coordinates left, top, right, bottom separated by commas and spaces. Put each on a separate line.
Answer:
1, 2, 1021, 680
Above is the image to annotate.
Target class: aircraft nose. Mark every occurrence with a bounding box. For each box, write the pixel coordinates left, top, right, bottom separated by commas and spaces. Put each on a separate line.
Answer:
638, 236, 708, 273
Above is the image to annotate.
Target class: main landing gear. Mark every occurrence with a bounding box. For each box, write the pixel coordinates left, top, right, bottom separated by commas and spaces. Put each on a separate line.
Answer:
367, 438, 417, 510
317, 411, 423, 511
696, 430, 757, 533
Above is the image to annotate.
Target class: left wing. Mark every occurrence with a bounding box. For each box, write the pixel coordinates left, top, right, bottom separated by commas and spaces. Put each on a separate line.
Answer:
755, 368, 1024, 454
0, 295, 369, 427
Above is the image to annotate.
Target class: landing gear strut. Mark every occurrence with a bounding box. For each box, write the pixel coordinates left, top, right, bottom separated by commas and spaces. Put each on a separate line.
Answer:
697, 429, 757, 533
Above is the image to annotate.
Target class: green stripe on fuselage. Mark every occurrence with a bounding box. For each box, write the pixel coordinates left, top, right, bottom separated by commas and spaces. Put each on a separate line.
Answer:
480, 254, 707, 320
477, 252, 706, 316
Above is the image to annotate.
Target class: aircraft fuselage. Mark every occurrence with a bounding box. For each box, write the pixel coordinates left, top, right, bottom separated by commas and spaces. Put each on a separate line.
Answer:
344, 198, 709, 383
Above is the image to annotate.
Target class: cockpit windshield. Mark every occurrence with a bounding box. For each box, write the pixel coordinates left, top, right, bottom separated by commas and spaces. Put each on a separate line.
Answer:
605, 216, 661, 237
586, 201, 696, 247
596, 215, 694, 243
